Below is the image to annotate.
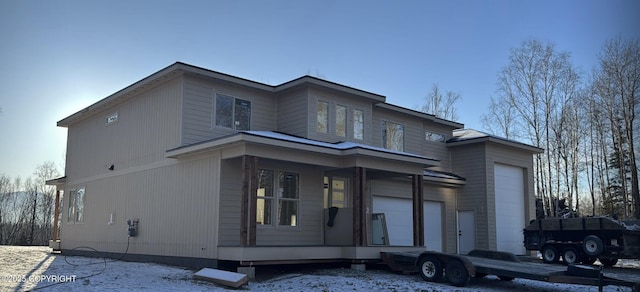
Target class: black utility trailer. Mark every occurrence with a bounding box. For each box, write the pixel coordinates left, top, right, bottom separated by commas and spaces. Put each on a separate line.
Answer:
523, 217, 640, 265
381, 249, 640, 291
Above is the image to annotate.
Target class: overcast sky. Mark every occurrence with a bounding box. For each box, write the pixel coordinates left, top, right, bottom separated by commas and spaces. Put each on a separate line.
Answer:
1, 0, 639, 180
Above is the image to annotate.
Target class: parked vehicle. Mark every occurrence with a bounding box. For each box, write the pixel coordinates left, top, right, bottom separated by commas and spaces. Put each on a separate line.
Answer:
380, 249, 639, 290
523, 217, 640, 266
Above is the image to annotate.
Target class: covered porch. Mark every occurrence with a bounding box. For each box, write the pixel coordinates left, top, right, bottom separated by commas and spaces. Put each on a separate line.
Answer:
166, 131, 442, 264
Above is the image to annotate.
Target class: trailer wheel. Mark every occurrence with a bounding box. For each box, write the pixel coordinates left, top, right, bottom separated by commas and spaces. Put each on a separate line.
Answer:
542, 245, 560, 263
582, 235, 604, 256
562, 247, 580, 265
598, 258, 618, 267
418, 256, 443, 282
445, 260, 470, 287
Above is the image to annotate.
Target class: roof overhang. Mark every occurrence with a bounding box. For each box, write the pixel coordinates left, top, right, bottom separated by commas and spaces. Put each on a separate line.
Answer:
45, 176, 67, 186
166, 131, 440, 174
375, 103, 464, 128
447, 136, 544, 153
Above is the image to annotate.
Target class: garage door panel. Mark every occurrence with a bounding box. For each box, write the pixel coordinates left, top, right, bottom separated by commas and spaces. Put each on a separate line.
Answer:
373, 196, 442, 251
494, 163, 525, 255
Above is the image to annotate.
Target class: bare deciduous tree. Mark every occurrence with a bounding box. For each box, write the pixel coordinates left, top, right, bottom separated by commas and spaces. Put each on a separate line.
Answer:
420, 83, 461, 121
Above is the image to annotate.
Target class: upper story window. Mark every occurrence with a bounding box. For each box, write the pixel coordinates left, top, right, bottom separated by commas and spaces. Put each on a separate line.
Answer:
106, 112, 118, 126
382, 121, 404, 151
353, 109, 364, 140
426, 131, 446, 143
317, 101, 329, 133
336, 105, 346, 137
214, 93, 251, 131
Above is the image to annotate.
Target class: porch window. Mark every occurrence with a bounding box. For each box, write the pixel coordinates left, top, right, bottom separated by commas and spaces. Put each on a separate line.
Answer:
353, 109, 364, 140
256, 169, 299, 227
256, 170, 274, 225
317, 101, 329, 133
67, 187, 85, 223
214, 93, 251, 130
382, 121, 404, 151
336, 104, 346, 137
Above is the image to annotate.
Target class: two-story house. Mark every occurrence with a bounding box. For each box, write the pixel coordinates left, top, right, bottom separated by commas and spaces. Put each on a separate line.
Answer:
47, 62, 542, 269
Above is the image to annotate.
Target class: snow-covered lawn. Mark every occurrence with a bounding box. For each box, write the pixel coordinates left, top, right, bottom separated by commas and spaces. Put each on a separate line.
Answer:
0, 246, 637, 291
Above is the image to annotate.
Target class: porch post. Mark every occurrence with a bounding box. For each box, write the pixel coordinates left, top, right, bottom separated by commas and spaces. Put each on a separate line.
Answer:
52, 189, 60, 241
412, 174, 424, 247
241, 156, 249, 246
241, 155, 258, 246
249, 156, 258, 245
353, 167, 367, 246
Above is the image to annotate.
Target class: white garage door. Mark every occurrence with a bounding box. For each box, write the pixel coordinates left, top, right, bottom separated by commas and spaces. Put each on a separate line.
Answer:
494, 163, 526, 255
372, 196, 443, 251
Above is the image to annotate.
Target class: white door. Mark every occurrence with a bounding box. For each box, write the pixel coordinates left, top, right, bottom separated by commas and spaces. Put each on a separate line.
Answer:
372, 196, 443, 249
424, 201, 443, 252
494, 163, 526, 255
457, 210, 475, 254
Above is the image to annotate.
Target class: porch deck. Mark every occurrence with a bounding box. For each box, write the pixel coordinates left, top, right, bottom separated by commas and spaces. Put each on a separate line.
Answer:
217, 246, 426, 265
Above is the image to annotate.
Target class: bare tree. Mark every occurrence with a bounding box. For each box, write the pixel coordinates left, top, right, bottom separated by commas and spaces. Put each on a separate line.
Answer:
421, 83, 461, 121
492, 39, 581, 217
592, 38, 640, 218
482, 96, 518, 140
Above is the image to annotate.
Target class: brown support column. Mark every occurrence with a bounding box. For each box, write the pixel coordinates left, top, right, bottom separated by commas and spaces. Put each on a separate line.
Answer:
353, 167, 367, 246
249, 156, 258, 245
52, 189, 60, 241
240, 156, 250, 246
412, 174, 425, 246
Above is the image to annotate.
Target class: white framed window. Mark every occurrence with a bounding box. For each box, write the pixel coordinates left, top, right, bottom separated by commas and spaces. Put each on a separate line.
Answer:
382, 121, 404, 151
67, 187, 85, 223
106, 112, 119, 126
336, 105, 347, 137
353, 109, 364, 140
323, 176, 349, 208
257, 169, 300, 227
214, 93, 251, 130
426, 131, 446, 143
317, 101, 329, 133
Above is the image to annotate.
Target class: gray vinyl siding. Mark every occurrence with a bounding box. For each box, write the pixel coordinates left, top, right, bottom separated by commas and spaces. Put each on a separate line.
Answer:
182, 75, 276, 146
449, 143, 490, 249
369, 179, 458, 253
276, 88, 308, 137
218, 158, 243, 246
65, 77, 182, 180
62, 153, 220, 259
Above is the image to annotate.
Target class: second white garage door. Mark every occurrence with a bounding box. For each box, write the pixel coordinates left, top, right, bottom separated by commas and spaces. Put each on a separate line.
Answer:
372, 196, 443, 251
494, 163, 526, 255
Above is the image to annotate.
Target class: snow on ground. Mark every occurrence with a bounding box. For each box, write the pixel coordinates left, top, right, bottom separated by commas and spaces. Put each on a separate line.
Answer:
0, 246, 638, 292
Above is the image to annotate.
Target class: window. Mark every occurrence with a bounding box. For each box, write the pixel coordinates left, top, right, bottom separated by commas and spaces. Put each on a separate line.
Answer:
426, 131, 446, 143
323, 176, 349, 208
257, 169, 299, 227
317, 101, 328, 133
353, 109, 364, 140
382, 121, 404, 151
256, 170, 274, 225
67, 187, 85, 223
336, 105, 346, 137
106, 112, 118, 126
214, 94, 251, 130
